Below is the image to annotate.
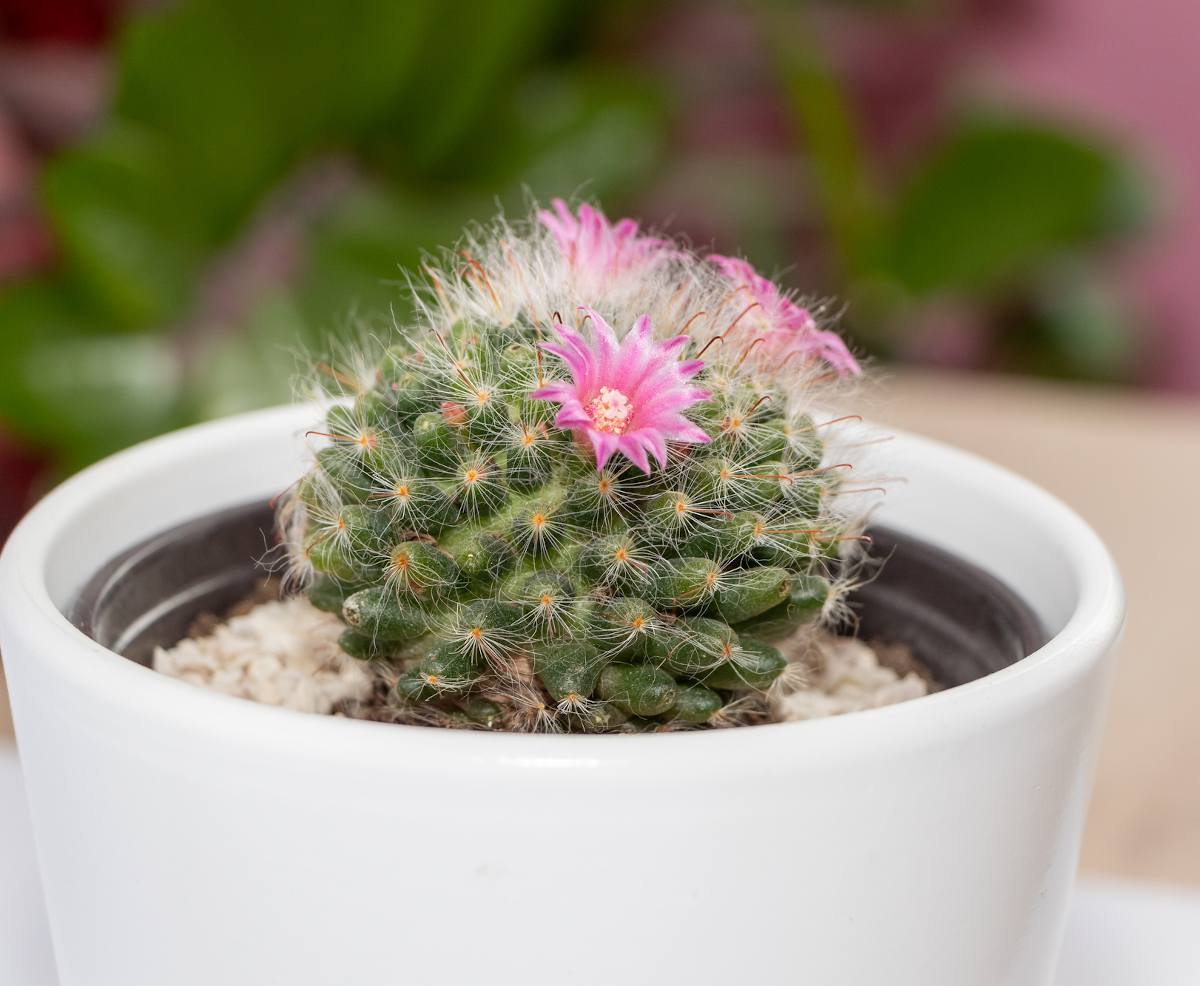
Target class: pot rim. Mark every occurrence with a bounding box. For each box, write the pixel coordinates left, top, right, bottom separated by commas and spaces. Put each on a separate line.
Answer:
0, 403, 1124, 768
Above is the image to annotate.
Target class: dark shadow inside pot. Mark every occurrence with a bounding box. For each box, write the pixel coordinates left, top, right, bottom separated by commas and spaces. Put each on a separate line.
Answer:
68, 501, 1046, 691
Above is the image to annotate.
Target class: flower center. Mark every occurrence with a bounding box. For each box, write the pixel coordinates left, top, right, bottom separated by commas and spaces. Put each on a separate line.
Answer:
588, 386, 634, 435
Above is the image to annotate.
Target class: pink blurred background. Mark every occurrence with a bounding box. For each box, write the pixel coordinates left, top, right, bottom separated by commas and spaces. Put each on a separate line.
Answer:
973, 0, 1200, 390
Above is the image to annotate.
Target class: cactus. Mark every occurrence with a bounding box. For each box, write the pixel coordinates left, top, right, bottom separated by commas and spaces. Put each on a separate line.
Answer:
280, 200, 873, 732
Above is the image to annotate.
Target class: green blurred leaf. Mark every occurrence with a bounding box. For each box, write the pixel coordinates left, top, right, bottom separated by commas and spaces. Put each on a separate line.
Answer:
885, 117, 1138, 296
772, 6, 881, 279
41, 125, 199, 328
1003, 258, 1134, 382
0, 281, 185, 466
0, 282, 91, 443
112, 0, 438, 241
25, 335, 183, 470
496, 68, 666, 202
373, 0, 567, 173
298, 184, 484, 333
183, 294, 310, 422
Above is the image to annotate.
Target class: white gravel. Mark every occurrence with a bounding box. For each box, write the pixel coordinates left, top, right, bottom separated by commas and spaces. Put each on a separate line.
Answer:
153, 595, 374, 714
772, 634, 929, 721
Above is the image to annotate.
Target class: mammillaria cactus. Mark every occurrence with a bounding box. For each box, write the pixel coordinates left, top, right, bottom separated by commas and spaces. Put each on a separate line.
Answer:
280, 200, 873, 732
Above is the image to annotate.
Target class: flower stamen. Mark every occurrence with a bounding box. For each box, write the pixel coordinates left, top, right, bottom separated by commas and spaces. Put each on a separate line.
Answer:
588, 386, 634, 435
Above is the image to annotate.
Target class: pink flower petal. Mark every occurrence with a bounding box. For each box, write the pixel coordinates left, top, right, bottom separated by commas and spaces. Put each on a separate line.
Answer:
591, 430, 619, 470
709, 253, 860, 378
641, 429, 669, 468
538, 199, 673, 283
554, 406, 593, 429
667, 420, 713, 446
529, 383, 574, 402
617, 434, 652, 473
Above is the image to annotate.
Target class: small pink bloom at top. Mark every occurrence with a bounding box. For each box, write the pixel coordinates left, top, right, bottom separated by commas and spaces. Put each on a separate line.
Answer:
531, 308, 711, 473
538, 198, 673, 281
709, 255, 860, 377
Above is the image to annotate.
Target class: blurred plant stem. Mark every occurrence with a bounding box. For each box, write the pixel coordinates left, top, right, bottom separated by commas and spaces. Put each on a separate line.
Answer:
766, 2, 882, 283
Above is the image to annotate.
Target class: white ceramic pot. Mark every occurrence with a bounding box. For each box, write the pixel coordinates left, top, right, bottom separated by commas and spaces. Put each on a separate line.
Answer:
0, 404, 1123, 986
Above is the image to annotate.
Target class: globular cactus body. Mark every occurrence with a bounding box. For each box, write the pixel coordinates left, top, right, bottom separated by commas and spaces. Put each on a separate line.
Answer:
284, 201, 871, 732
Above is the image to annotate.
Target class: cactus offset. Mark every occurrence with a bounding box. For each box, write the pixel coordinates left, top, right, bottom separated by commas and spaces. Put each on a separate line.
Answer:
281, 200, 873, 732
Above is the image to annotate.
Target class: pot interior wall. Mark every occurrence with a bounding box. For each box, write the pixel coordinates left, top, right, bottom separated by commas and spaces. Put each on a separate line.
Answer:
68, 502, 1045, 690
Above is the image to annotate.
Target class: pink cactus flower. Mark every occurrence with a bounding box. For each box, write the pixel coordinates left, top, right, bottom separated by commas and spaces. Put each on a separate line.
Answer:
538, 198, 672, 279
709, 255, 861, 377
531, 308, 711, 473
